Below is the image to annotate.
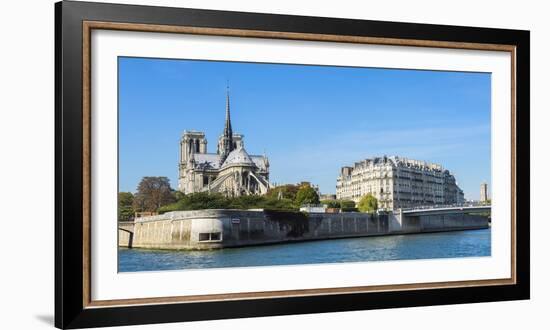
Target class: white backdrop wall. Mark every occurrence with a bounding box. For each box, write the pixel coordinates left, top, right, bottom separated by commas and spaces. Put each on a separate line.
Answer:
0, 0, 546, 329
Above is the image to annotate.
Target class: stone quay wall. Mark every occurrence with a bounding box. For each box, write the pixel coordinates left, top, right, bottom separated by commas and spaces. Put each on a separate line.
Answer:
118, 209, 489, 250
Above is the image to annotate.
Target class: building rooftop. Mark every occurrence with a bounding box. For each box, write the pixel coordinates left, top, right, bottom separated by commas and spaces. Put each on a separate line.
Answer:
194, 153, 222, 170
348, 155, 444, 172
222, 146, 256, 168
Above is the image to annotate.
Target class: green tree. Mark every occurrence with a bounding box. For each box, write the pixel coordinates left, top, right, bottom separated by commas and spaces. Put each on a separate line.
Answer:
159, 192, 300, 213
339, 199, 358, 212
158, 192, 230, 213
266, 184, 300, 200
295, 184, 320, 206
339, 199, 356, 209
118, 192, 134, 221
228, 195, 265, 209
357, 193, 378, 213
261, 197, 296, 210
133, 176, 175, 212
320, 199, 340, 208
173, 190, 185, 201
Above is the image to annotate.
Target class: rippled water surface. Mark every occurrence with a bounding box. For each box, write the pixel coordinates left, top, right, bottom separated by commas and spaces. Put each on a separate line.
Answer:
119, 228, 490, 272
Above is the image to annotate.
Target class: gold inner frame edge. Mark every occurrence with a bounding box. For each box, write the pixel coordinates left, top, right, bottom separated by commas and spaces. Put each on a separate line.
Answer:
81, 20, 517, 308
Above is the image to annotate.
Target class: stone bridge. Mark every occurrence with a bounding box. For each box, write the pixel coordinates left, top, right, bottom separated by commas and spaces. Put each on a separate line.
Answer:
401, 205, 491, 216
390, 205, 491, 234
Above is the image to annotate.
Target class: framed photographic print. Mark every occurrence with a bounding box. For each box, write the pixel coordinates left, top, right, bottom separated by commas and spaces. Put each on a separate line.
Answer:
55, 0, 530, 328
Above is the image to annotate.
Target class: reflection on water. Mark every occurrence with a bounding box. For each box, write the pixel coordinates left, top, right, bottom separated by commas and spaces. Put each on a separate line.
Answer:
118, 228, 490, 272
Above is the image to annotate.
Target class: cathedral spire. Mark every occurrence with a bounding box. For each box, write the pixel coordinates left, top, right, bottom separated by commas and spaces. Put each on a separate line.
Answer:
224, 85, 233, 141
219, 85, 234, 163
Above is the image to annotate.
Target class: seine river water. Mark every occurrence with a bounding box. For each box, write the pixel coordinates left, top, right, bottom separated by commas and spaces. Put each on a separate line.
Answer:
118, 228, 490, 272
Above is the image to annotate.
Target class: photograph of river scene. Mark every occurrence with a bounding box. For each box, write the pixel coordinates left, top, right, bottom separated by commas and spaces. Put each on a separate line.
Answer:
117, 57, 492, 272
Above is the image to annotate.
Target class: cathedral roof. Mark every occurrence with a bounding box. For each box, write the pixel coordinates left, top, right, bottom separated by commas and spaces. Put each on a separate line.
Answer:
194, 153, 221, 169
250, 155, 268, 171
222, 146, 256, 168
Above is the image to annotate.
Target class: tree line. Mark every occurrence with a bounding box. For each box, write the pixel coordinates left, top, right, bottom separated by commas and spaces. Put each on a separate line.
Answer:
118, 176, 379, 221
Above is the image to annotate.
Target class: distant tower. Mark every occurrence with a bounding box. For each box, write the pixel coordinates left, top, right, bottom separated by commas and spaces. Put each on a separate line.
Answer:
180, 131, 207, 164
480, 182, 489, 202
218, 86, 234, 163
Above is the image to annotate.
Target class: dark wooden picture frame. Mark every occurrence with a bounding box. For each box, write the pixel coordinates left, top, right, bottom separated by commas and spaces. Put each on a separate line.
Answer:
55, 1, 530, 328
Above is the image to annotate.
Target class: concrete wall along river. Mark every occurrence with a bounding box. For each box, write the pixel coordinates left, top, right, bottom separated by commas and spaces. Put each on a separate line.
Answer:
118, 208, 488, 250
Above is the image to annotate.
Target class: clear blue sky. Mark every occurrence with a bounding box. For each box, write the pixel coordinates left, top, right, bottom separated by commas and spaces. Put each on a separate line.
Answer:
119, 57, 491, 200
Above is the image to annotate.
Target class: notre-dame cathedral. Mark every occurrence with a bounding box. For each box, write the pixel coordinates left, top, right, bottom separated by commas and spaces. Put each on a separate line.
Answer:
177, 89, 270, 197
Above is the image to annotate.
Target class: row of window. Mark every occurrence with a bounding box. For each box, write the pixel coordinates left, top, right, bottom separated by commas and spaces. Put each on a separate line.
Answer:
198, 232, 221, 241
